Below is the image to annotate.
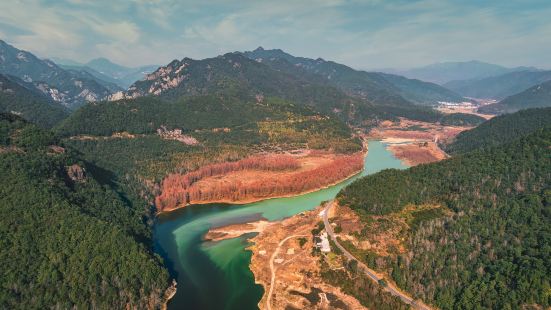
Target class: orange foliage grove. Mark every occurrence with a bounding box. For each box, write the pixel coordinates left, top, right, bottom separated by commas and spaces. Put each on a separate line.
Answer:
156, 153, 364, 211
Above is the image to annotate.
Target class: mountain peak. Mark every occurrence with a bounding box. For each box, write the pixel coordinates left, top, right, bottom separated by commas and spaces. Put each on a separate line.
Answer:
254, 46, 265, 52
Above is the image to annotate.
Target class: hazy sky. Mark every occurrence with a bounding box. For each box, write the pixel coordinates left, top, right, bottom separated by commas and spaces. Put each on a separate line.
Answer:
0, 0, 550, 69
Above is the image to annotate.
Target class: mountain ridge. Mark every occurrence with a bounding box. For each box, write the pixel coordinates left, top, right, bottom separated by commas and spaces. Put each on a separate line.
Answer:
243, 47, 467, 106
0, 40, 119, 109
389, 60, 538, 84
478, 81, 551, 114
53, 57, 159, 88
444, 70, 551, 100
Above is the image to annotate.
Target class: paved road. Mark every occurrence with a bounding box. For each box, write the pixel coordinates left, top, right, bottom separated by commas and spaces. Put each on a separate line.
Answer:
266, 234, 307, 310
322, 201, 432, 310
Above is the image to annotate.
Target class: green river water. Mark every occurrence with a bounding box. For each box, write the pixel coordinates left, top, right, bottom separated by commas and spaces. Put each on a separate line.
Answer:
153, 141, 407, 310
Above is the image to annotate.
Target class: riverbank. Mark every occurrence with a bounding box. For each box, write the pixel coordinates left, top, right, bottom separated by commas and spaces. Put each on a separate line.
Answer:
369, 118, 469, 166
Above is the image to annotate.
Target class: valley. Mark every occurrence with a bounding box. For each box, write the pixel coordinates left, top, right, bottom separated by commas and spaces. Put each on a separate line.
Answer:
154, 140, 408, 310
1, 16, 550, 310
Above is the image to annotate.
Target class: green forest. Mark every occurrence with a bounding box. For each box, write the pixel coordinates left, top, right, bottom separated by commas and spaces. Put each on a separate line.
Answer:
337, 111, 551, 309
444, 107, 551, 154
0, 113, 171, 309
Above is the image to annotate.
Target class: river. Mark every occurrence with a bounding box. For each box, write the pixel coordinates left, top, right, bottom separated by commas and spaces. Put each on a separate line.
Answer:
153, 140, 407, 310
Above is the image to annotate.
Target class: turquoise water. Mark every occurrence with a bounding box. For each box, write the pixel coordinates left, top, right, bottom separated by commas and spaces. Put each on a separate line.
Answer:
153, 141, 406, 310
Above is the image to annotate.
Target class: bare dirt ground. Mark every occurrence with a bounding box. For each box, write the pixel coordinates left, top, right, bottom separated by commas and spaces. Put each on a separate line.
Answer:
369, 118, 471, 166
214, 207, 368, 310
387, 142, 446, 166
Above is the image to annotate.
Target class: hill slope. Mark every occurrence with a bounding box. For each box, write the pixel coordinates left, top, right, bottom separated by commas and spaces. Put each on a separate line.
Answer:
0, 74, 68, 127
0, 114, 171, 308
444, 107, 551, 154
337, 127, 551, 309
478, 80, 551, 114
0, 40, 119, 108
444, 70, 551, 100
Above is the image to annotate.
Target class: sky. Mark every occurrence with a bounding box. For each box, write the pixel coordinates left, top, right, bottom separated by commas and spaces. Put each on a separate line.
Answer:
0, 0, 550, 70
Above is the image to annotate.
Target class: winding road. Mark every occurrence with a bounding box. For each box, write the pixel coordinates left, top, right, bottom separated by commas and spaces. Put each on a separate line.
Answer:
266, 234, 307, 310
322, 201, 432, 310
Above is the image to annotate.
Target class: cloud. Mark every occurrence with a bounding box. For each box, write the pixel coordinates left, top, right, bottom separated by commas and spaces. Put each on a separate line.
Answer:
0, 0, 549, 69
86, 19, 141, 44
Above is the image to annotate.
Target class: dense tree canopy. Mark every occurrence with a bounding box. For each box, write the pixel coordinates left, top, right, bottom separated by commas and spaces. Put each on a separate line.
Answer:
0, 114, 171, 309
444, 107, 551, 154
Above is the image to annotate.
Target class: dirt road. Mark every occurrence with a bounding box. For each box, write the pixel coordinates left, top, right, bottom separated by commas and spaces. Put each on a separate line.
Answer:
266, 234, 307, 310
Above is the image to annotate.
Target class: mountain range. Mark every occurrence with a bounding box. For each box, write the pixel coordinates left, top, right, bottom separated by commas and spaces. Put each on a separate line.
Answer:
111, 52, 468, 127
0, 40, 120, 109
54, 57, 159, 89
388, 60, 538, 84
243, 47, 466, 106
444, 70, 551, 100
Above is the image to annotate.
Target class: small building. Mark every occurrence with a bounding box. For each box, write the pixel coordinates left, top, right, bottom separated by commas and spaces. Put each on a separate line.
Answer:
317, 232, 331, 253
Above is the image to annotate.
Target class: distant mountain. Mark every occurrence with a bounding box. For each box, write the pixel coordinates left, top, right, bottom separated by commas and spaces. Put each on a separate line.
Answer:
82, 58, 158, 88
243, 47, 466, 106
392, 60, 537, 84
478, 80, 551, 114
117, 51, 446, 124
444, 70, 551, 100
58, 64, 123, 89
0, 40, 118, 109
0, 74, 68, 127
375, 72, 467, 105
51, 57, 158, 89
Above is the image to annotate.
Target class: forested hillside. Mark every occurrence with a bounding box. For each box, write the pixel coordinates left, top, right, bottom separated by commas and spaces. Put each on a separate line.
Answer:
444, 107, 551, 154
337, 127, 551, 309
438, 112, 486, 127
0, 114, 171, 309
478, 80, 551, 114
56, 92, 361, 152
0, 74, 68, 127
